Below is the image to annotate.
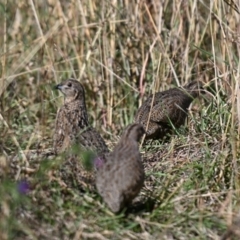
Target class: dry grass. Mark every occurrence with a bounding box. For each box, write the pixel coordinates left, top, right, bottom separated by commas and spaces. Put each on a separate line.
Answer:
0, 0, 240, 239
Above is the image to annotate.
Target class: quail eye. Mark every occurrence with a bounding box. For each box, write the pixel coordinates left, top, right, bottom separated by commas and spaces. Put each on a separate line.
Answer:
67, 82, 72, 87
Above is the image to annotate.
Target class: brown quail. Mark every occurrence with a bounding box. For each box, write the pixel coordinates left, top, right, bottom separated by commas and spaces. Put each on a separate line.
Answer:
96, 123, 145, 213
53, 78, 109, 189
134, 81, 203, 140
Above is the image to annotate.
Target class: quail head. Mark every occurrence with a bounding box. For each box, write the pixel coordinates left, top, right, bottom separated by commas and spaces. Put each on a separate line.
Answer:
134, 80, 203, 140
96, 123, 145, 213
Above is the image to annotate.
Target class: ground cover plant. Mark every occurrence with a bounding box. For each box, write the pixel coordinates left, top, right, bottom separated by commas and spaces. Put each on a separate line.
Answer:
0, 0, 240, 239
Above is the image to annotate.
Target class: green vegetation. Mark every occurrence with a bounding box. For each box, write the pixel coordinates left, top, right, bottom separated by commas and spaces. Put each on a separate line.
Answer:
0, 0, 240, 239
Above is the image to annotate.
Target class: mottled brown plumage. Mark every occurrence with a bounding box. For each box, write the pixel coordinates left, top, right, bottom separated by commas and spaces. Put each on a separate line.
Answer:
134, 81, 203, 140
96, 123, 145, 213
53, 78, 109, 189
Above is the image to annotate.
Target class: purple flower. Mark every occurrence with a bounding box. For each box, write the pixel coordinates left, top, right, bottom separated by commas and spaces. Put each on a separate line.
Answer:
17, 180, 30, 195
94, 157, 104, 169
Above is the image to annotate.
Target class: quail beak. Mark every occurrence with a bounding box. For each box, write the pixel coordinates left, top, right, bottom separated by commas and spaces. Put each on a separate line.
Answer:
55, 84, 62, 90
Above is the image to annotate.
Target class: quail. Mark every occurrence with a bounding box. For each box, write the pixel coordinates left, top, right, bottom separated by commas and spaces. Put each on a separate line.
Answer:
53, 78, 109, 189
96, 123, 145, 213
134, 81, 203, 140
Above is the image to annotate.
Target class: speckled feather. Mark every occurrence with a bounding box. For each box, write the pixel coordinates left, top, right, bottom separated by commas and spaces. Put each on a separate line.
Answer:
134, 81, 203, 140
96, 123, 145, 213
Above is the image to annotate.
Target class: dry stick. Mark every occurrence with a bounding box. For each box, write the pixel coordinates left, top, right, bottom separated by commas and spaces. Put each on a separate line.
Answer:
101, 23, 111, 126
72, 19, 127, 30
1, 0, 7, 84
108, 0, 117, 126
184, 0, 198, 80
237, 73, 240, 136
139, 37, 158, 97
210, 3, 223, 129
